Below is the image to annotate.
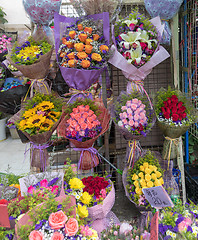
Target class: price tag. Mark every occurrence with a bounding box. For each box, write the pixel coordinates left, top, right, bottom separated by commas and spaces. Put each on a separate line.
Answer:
142, 186, 174, 209
150, 211, 159, 240
0, 204, 10, 228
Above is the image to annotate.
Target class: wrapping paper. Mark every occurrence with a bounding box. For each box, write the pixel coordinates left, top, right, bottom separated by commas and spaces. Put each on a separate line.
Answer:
54, 12, 110, 91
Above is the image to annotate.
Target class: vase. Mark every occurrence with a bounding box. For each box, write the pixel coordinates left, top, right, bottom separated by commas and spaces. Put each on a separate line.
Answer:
0, 117, 7, 141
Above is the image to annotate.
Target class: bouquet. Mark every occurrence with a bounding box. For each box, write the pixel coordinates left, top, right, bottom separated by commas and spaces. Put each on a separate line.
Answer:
8, 36, 53, 81
14, 93, 63, 170
159, 199, 198, 239
0, 63, 6, 88
108, 9, 170, 94
111, 91, 156, 168
0, 34, 12, 61
154, 87, 198, 163
57, 97, 110, 170
123, 151, 164, 210
54, 12, 110, 91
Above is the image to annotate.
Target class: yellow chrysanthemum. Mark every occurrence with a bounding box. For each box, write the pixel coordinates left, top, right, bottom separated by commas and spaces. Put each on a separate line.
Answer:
143, 162, 149, 169
77, 204, 88, 218
26, 114, 46, 128
147, 181, 154, 188
18, 119, 28, 131
17, 45, 41, 60
40, 118, 54, 131
144, 168, 152, 175
151, 173, 157, 180
22, 108, 37, 119
80, 191, 92, 205
145, 174, 151, 182
139, 165, 145, 172
156, 171, 162, 178
132, 174, 138, 181
69, 178, 85, 190
37, 101, 54, 111
138, 172, 144, 179
135, 187, 142, 195
48, 111, 61, 121
139, 179, 146, 187
134, 180, 140, 188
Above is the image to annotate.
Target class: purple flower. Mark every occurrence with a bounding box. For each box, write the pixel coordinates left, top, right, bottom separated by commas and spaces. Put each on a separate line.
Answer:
48, 177, 59, 186
5, 234, 13, 240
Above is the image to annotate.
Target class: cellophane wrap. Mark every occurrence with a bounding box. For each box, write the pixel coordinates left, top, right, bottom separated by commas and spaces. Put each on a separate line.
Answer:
54, 12, 110, 91
57, 101, 110, 170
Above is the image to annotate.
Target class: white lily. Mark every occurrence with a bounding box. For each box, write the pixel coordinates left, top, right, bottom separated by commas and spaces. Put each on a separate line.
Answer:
138, 29, 157, 49
126, 47, 146, 64
119, 31, 141, 49
123, 18, 138, 27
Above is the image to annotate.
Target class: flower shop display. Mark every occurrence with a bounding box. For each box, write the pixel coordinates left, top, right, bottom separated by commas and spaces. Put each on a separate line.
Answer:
57, 97, 110, 170
23, 0, 62, 44
108, 9, 170, 94
144, 0, 184, 45
3, 59, 23, 77
154, 87, 198, 164
13, 92, 63, 170
0, 63, 6, 88
54, 11, 110, 91
8, 36, 53, 81
111, 91, 156, 168
0, 34, 12, 62
159, 199, 198, 239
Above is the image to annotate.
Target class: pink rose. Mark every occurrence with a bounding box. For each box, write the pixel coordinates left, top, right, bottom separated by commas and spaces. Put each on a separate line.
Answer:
122, 112, 127, 119
65, 218, 79, 237
51, 232, 64, 240
40, 179, 48, 187
129, 120, 134, 126
119, 222, 132, 235
128, 114, 133, 120
134, 121, 139, 128
29, 230, 43, 240
73, 108, 79, 114
134, 114, 140, 121
121, 106, 127, 111
122, 119, 128, 125
27, 185, 35, 194
131, 104, 137, 111
126, 101, 132, 107
127, 108, 132, 114
132, 98, 139, 104
49, 210, 68, 230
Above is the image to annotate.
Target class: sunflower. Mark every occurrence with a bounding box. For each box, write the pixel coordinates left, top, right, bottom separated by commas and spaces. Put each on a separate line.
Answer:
40, 118, 54, 132
22, 108, 37, 119
36, 101, 54, 111
26, 114, 46, 128
18, 119, 28, 131
48, 111, 61, 121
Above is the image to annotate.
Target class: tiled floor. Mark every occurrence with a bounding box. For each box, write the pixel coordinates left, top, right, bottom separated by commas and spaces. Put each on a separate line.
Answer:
0, 135, 30, 175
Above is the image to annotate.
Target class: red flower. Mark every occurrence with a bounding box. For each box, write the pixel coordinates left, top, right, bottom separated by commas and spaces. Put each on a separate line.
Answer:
163, 112, 170, 119
182, 112, 187, 118
172, 107, 178, 114
167, 99, 172, 105
177, 101, 183, 108
171, 95, 178, 104
180, 106, 186, 113
172, 113, 179, 122
0, 199, 8, 205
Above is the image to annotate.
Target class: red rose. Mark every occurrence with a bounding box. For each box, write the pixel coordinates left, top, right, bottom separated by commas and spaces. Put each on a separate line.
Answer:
182, 112, 187, 118
171, 95, 178, 104
0, 199, 8, 205
163, 112, 170, 119
163, 101, 169, 108
172, 107, 177, 114
165, 107, 171, 114
177, 101, 183, 108
167, 99, 172, 105
161, 107, 166, 113
178, 114, 183, 121
180, 106, 186, 113
172, 113, 179, 122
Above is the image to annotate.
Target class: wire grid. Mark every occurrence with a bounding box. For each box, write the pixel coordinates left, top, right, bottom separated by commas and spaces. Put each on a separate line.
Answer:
48, 2, 172, 191
179, 0, 198, 140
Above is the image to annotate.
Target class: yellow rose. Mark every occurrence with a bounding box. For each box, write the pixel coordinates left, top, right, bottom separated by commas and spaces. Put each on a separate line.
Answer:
85, 38, 93, 45
143, 162, 149, 169
135, 187, 142, 195
74, 43, 84, 52
154, 179, 161, 187
145, 174, 151, 182
99, 45, 109, 52
145, 168, 152, 175
159, 178, 164, 185
80, 191, 92, 205
69, 178, 85, 189
85, 45, 93, 54
69, 30, 76, 39
77, 51, 88, 59
138, 172, 144, 179
77, 204, 88, 218
140, 179, 146, 187
153, 166, 157, 172
134, 180, 140, 188
139, 165, 145, 172
148, 165, 155, 172
151, 173, 157, 180
156, 171, 162, 178
132, 174, 138, 181
147, 181, 154, 188
78, 33, 88, 42
91, 53, 102, 62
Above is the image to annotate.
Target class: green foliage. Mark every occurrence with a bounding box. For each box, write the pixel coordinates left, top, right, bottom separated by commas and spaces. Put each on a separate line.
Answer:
0, 227, 14, 240
0, 171, 23, 186
0, 7, 8, 24
63, 158, 77, 184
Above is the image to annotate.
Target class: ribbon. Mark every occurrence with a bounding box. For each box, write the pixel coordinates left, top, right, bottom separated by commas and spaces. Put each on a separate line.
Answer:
127, 140, 142, 169
24, 141, 51, 171
64, 89, 93, 103
128, 80, 153, 109
73, 147, 100, 169
164, 136, 179, 169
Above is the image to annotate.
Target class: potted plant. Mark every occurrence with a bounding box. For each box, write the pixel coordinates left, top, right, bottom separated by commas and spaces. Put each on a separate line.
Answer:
0, 111, 7, 141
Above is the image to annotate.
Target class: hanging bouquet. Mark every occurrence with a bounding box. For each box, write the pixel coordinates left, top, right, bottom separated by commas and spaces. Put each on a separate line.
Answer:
8, 36, 53, 79
57, 97, 110, 170
14, 93, 63, 170
111, 91, 156, 168
123, 151, 164, 210
108, 9, 170, 94
54, 12, 110, 90
159, 199, 198, 239
154, 86, 198, 162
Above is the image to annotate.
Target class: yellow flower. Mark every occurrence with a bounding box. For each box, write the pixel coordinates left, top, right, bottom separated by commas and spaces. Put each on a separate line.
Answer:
91, 53, 102, 62
135, 187, 142, 195
69, 178, 85, 190
139, 165, 145, 172
145, 174, 151, 182
22, 108, 37, 119
18, 119, 28, 131
151, 173, 157, 180
26, 114, 46, 128
48, 111, 61, 121
159, 178, 164, 185
156, 171, 162, 178
91, 229, 98, 238
148, 165, 155, 172
138, 172, 144, 179
134, 180, 140, 188
147, 181, 154, 188
17, 45, 41, 61
153, 166, 157, 172
80, 192, 92, 205
40, 118, 54, 131
154, 179, 161, 187
132, 174, 138, 181
139, 179, 146, 187
144, 168, 152, 175
10, 184, 21, 197
143, 162, 149, 169
37, 101, 54, 111
77, 204, 88, 218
